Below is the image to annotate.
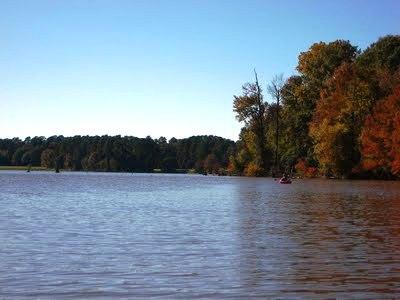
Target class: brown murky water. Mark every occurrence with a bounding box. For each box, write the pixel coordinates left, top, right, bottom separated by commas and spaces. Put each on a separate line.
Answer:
1, 171, 399, 299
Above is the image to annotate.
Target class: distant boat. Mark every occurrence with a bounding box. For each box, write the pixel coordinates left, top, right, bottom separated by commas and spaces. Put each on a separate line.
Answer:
279, 177, 292, 184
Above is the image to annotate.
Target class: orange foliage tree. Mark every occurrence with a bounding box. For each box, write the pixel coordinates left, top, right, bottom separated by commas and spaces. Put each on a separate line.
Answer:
294, 158, 318, 178
361, 85, 400, 176
309, 63, 374, 177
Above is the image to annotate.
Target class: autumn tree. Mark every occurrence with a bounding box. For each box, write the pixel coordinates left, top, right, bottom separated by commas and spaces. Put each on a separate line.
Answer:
309, 63, 374, 177
297, 40, 359, 98
361, 85, 400, 177
279, 40, 360, 174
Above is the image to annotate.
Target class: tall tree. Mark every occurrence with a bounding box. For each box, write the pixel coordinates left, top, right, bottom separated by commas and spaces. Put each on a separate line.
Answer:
282, 40, 359, 174
233, 71, 270, 175
309, 63, 374, 177
280, 76, 316, 167
267, 74, 284, 174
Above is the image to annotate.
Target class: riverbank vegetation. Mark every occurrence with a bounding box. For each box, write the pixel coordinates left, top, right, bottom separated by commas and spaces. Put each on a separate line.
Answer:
229, 35, 400, 179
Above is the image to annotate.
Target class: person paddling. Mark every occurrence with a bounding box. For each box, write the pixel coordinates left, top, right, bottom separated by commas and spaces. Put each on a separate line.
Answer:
279, 173, 292, 184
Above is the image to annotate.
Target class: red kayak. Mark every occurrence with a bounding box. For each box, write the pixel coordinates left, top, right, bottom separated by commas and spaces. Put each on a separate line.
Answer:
279, 178, 292, 184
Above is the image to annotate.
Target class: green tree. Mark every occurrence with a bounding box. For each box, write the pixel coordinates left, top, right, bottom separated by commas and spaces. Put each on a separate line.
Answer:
233, 72, 270, 175
267, 74, 284, 174
280, 75, 315, 168
357, 35, 400, 72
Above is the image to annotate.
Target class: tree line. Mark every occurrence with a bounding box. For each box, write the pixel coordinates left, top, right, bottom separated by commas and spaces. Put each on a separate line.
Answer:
1, 35, 399, 179
229, 35, 400, 179
0, 135, 235, 174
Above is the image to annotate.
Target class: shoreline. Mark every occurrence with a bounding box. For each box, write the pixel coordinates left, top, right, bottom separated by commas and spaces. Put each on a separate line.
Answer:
0, 166, 398, 181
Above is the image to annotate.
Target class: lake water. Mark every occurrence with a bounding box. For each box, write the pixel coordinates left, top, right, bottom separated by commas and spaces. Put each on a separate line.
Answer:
1, 171, 400, 299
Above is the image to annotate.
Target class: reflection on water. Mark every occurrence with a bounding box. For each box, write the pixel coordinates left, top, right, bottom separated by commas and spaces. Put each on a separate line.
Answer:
0, 171, 399, 298
235, 179, 400, 298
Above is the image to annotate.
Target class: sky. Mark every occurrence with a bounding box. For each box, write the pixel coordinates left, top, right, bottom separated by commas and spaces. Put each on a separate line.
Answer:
0, 0, 399, 141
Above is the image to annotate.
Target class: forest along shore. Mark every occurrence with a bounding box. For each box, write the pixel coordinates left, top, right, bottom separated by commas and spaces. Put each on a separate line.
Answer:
0, 165, 198, 174
230, 35, 400, 180
0, 135, 234, 175
0, 36, 399, 180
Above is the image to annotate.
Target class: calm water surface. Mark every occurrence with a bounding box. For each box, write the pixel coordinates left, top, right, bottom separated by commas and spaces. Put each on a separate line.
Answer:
1, 171, 400, 299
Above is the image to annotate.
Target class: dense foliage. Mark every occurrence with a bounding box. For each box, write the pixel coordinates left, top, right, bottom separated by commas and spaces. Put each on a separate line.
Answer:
0, 135, 235, 173
230, 35, 400, 179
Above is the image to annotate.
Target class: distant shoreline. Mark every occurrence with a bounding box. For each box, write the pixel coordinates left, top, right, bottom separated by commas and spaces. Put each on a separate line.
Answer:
0, 166, 203, 175
0, 166, 196, 174
1, 166, 398, 181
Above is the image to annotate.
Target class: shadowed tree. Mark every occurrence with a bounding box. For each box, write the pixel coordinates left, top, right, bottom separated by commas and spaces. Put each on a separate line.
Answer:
267, 74, 284, 175
40, 149, 55, 169
280, 75, 316, 168
203, 153, 220, 174
357, 35, 400, 72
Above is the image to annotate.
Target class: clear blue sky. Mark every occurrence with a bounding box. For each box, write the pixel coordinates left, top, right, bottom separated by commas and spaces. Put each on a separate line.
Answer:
1, 0, 399, 141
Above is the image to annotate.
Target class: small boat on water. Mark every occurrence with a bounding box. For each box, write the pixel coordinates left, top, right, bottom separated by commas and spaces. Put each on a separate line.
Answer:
279, 177, 292, 184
